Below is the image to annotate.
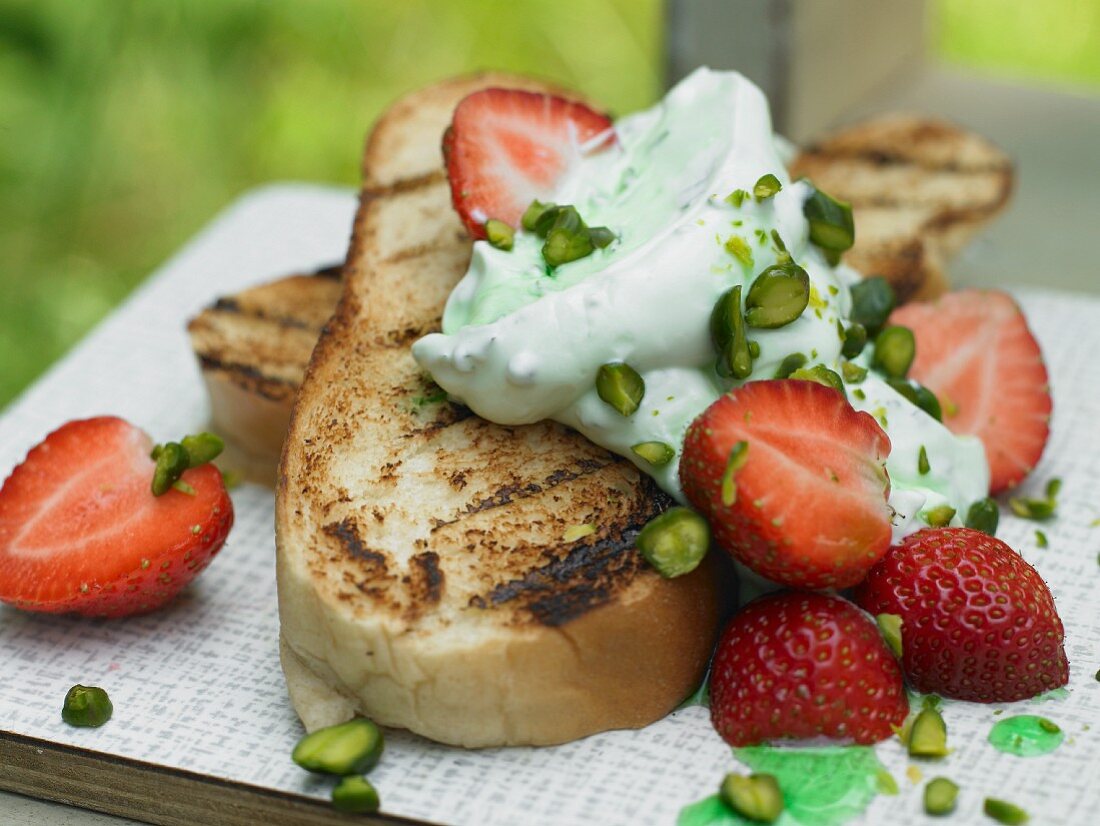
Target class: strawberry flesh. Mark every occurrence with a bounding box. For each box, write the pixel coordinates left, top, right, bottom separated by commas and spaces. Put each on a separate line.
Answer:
853, 527, 1068, 702
0, 416, 233, 617
709, 591, 909, 746
443, 88, 615, 239
680, 380, 893, 589
889, 289, 1051, 494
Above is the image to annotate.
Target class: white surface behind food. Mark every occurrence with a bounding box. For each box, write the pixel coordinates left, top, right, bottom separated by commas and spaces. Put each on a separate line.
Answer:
2, 109, 1100, 824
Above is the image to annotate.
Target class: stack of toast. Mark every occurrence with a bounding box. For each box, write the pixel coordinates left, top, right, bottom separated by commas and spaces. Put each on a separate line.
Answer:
185, 77, 1013, 746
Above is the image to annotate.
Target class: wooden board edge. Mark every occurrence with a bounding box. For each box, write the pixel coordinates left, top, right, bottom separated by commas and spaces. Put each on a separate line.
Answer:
0, 730, 434, 826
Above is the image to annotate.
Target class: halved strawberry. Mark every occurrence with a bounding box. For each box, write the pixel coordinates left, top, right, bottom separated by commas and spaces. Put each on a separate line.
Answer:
0, 417, 233, 617
443, 88, 615, 239
889, 289, 1051, 494
709, 591, 909, 746
680, 380, 893, 589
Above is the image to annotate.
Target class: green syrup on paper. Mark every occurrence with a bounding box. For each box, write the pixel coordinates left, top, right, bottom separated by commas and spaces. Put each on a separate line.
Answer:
677, 746, 887, 826
1031, 687, 1070, 703
988, 715, 1064, 756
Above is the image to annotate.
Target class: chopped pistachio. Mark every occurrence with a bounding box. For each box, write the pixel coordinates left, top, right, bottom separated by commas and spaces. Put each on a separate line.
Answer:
596, 362, 645, 417
918, 446, 930, 475
853, 388, 866, 401
753, 173, 782, 202
1037, 718, 1061, 734
542, 206, 595, 267
965, 497, 1000, 536
875, 770, 899, 796
726, 188, 749, 208
62, 685, 113, 728
292, 718, 384, 776
745, 262, 810, 328
636, 507, 711, 578
1009, 497, 1055, 520
332, 776, 380, 814
720, 773, 783, 824
840, 360, 868, 384
588, 226, 616, 248
908, 707, 949, 758
841, 323, 868, 359
1035, 529, 1049, 548
1010, 477, 1060, 520
803, 186, 855, 252
849, 276, 896, 336
631, 441, 675, 467
876, 613, 903, 658
924, 505, 956, 528
521, 199, 556, 232
721, 441, 750, 507
563, 524, 596, 543
872, 326, 916, 379
923, 777, 959, 817
725, 235, 754, 267
710, 285, 753, 379
984, 798, 1029, 825
789, 365, 845, 397
774, 352, 808, 379
484, 219, 514, 250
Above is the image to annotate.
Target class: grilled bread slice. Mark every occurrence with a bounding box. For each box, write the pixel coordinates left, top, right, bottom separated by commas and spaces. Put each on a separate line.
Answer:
187, 266, 342, 483
275, 74, 729, 748
790, 114, 1014, 302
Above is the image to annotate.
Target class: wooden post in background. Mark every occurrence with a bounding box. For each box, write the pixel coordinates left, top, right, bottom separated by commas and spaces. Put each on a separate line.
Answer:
666, 0, 928, 141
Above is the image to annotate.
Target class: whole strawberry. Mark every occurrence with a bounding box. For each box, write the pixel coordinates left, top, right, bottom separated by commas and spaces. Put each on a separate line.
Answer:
680, 380, 893, 589
853, 527, 1068, 702
709, 591, 908, 746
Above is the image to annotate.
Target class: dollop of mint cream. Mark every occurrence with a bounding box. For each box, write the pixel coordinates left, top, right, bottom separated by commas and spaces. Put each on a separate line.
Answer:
412, 67, 988, 539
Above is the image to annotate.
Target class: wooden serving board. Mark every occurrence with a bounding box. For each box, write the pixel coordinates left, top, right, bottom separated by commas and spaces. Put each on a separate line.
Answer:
3, 186, 1100, 826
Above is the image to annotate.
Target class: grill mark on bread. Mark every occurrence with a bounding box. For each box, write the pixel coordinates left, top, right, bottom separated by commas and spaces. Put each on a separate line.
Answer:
207, 299, 323, 332
405, 551, 444, 612
362, 169, 447, 201
428, 455, 618, 532
313, 264, 343, 279
196, 355, 297, 402
478, 486, 674, 627
323, 518, 390, 570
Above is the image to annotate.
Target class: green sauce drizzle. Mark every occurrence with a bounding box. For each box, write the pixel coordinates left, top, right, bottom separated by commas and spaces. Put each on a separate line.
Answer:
988, 715, 1064, 757
678, 746, 887, 826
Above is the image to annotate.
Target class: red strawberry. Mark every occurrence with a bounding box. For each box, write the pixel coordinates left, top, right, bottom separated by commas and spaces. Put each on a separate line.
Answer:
709, 591, 909, 746
0, 417, 234, 618
889, 289, 1051, 494
679, 380, 893, 589
443, 87, 615, 239
852, 527, 1068, 702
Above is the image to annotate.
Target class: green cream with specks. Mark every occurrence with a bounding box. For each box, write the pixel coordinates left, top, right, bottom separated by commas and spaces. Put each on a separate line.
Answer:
413, 68, 989, 539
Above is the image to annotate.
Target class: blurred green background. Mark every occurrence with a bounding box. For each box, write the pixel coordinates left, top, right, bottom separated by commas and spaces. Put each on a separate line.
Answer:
1, 0, 1098, 408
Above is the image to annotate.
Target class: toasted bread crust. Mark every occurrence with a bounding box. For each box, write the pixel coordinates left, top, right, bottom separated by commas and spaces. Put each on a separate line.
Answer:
275, 74, 727, 747
790, 114, 1014, 301
187, 268, 343, 481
